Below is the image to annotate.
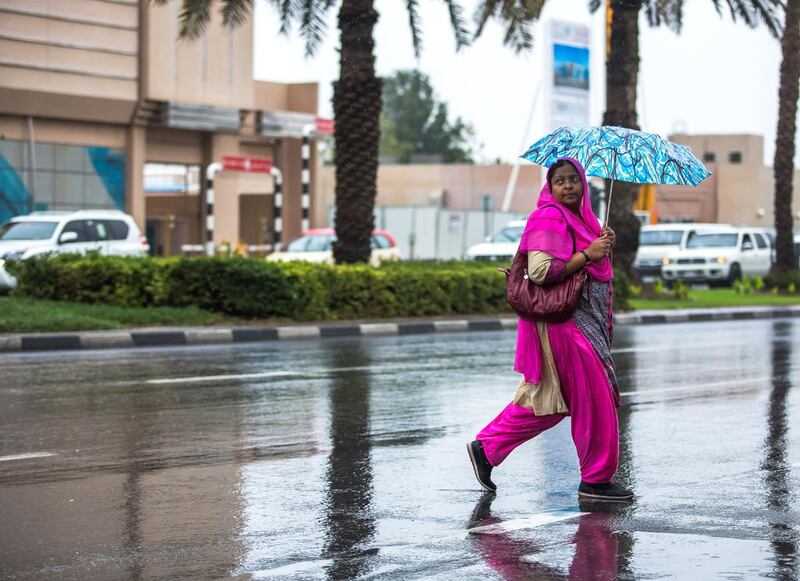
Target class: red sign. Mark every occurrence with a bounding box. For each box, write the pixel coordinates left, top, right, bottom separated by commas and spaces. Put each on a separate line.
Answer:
315, 117, 335, 135
222, 155, 273, 173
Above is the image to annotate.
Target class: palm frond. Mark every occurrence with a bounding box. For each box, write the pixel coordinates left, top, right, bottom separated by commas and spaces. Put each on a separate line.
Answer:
177, 0, 215, 39
473, 0, 495, 39
503, 17, 534, 52
710, 0, 782, 39
473, 0, 544, 52
221, 0, 254, 28
643, 0, 683, 32
699, 0, 782, 40
268, 0, 298, 35
726, 0, 756, 25
406, 0, 424, 58
300, 0, 329, 56
441, 0, 471, 50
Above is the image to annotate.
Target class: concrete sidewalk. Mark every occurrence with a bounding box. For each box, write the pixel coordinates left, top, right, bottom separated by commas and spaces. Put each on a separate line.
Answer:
2, 304, 800, 353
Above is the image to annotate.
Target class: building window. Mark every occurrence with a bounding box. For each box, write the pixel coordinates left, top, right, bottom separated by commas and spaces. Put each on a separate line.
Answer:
703, 152, 716, 163
0, 140, 125, 224
729, 151, 743, 164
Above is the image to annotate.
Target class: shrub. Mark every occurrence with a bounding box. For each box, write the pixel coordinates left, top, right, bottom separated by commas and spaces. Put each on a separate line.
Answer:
8, 255, 513, 320
765, 270, 800, 293
163, 257, 298, 318
9, 252, 165, 307
671, 279, 690, 300
612, 268, 632, 312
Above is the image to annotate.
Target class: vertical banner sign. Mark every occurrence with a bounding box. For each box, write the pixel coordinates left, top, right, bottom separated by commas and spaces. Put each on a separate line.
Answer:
546, 20, 591, 131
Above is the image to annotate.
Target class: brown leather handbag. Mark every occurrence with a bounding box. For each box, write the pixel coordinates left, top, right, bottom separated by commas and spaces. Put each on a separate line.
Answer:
499, 206, 587, 323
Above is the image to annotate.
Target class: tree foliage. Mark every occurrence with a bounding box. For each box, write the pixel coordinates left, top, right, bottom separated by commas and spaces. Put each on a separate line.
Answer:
380, 70, 475, 164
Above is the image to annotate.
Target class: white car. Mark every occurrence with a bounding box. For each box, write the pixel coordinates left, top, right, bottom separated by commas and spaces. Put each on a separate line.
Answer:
661, 227, 773, 286
465, 220, 526, 261
0, 210, 149, 289
267, 228, 400, 267
796, 232, 800, 268
634, 223, 732, 280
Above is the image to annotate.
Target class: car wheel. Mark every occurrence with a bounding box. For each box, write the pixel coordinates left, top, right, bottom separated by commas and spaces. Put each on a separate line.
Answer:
726, 263, 742, 287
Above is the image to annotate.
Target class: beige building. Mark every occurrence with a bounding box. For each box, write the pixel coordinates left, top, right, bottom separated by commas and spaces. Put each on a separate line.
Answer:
320, 134, 800, 229
319, 163, 546, 217
0, 0, 320, 254
656, 134, 800, 227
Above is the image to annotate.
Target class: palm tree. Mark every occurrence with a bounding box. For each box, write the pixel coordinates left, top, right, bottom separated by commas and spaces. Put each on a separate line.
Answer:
588, 0, 781, 275
156, 0, 542, 263
773, 0, 800, 273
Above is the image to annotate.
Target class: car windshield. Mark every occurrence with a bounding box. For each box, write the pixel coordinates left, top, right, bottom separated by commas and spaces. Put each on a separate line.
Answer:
686, 233, 738, 248
0, 221, 58, 241
491, 226, 524, 243
639, 230, 683, 246
286, 234, 334, 252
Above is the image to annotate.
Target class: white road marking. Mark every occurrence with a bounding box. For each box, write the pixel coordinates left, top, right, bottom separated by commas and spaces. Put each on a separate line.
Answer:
466, 510, 585, 534
0, 452, 57, 462
146, 371, 304, 385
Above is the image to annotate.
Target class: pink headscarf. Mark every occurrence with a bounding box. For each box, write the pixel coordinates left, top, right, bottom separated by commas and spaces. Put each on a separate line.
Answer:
514, 157, 613, 385
519, 157, 613, 281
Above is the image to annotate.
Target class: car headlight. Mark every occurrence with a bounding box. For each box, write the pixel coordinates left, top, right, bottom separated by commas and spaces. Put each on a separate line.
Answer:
715, 256, 727, 264
0, 258, 4, 269
662, 257, 671, 266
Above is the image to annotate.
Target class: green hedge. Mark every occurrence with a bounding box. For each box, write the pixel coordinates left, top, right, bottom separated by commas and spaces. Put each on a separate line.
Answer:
765, 270, 800, 293
7, 254, 633, 320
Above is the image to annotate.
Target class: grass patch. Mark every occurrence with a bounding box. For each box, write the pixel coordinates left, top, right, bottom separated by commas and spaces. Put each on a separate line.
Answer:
631, 289, 800, 310
0, 297, 231, 333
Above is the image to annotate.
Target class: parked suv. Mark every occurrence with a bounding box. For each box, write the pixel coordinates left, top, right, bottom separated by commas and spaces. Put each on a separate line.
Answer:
634, 223, 732, 280
661, 226, 772, 286
0, 210, 149, 289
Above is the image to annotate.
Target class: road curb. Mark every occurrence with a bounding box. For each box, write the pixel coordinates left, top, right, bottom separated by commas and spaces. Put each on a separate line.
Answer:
2, 305, 799, 353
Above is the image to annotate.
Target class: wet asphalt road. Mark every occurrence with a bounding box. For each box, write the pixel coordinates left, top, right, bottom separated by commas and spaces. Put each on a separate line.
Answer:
0, 319, 798, 580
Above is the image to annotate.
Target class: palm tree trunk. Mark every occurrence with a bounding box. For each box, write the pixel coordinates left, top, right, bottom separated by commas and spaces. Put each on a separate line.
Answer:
332, 0, 382, 263
773, 0, 800, 272
604, 0, 643, 276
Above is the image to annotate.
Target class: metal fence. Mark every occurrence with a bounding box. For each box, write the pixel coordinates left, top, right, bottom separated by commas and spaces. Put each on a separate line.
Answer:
329, 205, 527, 260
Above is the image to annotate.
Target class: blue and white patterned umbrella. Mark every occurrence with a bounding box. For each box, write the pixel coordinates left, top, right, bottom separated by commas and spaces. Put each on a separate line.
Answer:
521, 126, 711, 221
522, 125, 711, 185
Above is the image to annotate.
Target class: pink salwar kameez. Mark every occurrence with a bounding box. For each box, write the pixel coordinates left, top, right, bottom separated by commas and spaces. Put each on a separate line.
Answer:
476, 318, 619, 483
475, 157, 620, 484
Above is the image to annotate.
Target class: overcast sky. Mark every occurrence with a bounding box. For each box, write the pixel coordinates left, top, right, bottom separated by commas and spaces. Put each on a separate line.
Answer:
253, 0, 792, 166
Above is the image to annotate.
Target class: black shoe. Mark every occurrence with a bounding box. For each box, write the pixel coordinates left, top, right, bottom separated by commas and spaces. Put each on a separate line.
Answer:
467, 440, 497, 492
578, 481, 634, 501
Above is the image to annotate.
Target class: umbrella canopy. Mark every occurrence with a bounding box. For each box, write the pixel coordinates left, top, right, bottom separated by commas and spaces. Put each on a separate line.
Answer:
521, 126, 711, 186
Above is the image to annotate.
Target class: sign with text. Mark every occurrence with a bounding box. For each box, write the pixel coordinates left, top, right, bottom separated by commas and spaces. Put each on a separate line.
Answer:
221, 155, 273, 173
546, 20, 591, 130
315, 117, 335, 135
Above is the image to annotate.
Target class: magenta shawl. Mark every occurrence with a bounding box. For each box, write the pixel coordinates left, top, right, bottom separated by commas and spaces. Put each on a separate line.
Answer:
514, 157, 613, 385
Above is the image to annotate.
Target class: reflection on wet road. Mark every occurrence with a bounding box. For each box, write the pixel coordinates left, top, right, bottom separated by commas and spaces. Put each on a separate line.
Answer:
0, 319, 798, 579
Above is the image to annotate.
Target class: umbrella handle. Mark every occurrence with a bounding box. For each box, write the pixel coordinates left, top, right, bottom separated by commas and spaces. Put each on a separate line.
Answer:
603, 178, 615, 225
